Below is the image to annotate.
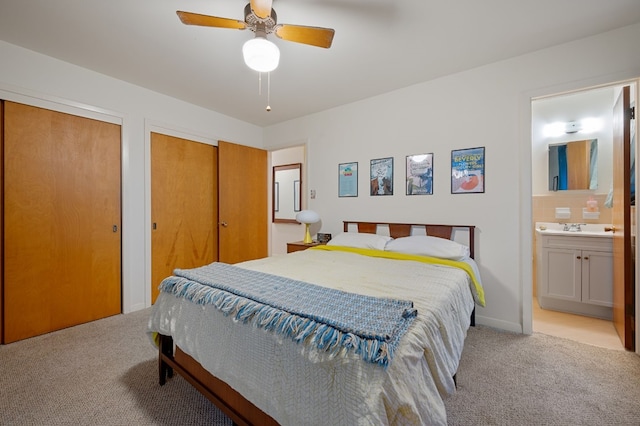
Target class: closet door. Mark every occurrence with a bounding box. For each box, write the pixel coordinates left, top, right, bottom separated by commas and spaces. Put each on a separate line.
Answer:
150, 133, 217, 303
3, 101, 122, 343
218, 140, 267, 264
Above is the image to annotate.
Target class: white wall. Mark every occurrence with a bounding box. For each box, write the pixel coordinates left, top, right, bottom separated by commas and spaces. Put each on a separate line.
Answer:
0, 41, 263, 313
262, 23, 640, 333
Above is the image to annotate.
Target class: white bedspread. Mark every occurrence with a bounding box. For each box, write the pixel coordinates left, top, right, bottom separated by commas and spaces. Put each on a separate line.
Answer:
148, 248, 476, 426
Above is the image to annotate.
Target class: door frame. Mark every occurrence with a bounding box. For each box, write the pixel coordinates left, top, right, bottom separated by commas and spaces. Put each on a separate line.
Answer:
520, 76, 640, 355
268, 142, 309, 255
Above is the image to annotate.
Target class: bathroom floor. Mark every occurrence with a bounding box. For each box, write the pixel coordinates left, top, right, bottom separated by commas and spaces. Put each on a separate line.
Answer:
533, 299, 624, 351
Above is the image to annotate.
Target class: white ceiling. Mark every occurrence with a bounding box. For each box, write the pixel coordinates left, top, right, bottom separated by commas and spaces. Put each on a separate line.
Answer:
1, 0, 640, 127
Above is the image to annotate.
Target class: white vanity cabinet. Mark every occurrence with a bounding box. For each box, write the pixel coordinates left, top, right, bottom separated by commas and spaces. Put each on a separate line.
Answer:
537, 231, 613, 319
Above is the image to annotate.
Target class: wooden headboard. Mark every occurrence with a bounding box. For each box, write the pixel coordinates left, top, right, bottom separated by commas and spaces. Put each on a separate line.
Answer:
343, 221, 476, 259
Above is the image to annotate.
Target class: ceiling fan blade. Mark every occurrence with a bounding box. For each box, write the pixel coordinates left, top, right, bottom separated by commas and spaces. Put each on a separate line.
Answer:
176, 11, 247, 30
250, 0, 273, 19
274, 24, 335, 49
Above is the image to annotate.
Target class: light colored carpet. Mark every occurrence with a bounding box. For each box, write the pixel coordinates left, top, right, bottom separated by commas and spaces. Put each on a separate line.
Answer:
445, 327, 640, 425
0, 308, 231, 426
1, 308, 639, 425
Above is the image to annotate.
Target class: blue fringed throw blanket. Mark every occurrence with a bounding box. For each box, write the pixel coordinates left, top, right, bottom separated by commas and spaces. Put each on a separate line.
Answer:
159, 262, 418, 368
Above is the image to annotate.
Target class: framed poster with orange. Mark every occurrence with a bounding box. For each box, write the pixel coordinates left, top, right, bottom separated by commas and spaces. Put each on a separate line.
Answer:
451, 147, 485, 194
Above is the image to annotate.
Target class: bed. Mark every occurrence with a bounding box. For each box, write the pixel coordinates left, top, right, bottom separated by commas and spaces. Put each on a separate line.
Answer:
148, 221, 485, 425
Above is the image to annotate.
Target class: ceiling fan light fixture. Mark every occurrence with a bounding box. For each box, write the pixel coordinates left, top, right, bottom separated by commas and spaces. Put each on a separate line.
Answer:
243, 36, 280, 72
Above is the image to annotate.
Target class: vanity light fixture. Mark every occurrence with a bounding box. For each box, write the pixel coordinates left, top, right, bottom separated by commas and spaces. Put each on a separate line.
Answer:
543, 117, 604, 138
564, 121, 582, 134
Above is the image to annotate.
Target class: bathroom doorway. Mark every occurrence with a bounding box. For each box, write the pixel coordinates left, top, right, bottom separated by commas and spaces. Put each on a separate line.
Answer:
269, 144, 307, 255
531, 82, 636, 350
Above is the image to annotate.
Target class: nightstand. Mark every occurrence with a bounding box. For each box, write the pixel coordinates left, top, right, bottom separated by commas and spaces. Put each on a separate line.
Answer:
286, 241, 323, 253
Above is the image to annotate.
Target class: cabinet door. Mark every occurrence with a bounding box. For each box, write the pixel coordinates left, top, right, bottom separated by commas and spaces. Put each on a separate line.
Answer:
543, 247, 581, 302
582, 250, 614, 307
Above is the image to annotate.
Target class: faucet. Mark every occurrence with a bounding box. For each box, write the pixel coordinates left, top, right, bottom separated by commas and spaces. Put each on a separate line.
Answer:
562, 223, 585, 232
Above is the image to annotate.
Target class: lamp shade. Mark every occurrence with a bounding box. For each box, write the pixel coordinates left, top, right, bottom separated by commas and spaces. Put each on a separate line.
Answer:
242, 37, 280, 72
296, 210, 320, 244
295, 210, 320, 224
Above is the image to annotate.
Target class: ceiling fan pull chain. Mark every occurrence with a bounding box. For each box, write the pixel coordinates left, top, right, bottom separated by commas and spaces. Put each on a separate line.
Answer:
258, 72, 262, 95
266, 72, 272, 112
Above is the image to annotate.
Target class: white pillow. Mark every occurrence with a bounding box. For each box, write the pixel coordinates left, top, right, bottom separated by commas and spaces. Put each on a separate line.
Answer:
326, 232, 392, 251
384, 235, 470, 260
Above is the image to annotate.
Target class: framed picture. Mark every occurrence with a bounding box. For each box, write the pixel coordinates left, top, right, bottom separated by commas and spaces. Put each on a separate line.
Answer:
338, 162, 358, 197
406, 153, 433, 195
451, 147, 485, 194
370, 157, 393, 196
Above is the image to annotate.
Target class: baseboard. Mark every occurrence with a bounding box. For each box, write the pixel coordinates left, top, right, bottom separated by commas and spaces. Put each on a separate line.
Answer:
475, 315, 523, 334
125, 302, 147, 314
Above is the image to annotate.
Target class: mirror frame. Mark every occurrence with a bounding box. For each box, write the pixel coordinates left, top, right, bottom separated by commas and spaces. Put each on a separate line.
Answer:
273, 163, 302, 223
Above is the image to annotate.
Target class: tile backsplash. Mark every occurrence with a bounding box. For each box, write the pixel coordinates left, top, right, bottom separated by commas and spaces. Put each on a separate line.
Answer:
532, 193, 611, 225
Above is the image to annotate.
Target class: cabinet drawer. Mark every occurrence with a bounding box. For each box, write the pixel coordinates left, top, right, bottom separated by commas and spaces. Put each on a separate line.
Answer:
542, 235, 612, 252
287, 241, 323, 253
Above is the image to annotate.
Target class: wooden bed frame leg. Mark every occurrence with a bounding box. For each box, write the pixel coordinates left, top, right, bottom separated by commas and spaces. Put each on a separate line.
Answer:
158, 334, 174, 386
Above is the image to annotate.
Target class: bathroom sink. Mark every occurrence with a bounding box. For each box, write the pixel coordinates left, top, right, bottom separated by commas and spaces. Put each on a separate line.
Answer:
535, 222, 613, 237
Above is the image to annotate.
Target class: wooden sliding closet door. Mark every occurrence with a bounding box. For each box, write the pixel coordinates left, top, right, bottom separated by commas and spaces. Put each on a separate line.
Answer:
3, 101, 122, 343
0, 101, 4, 338
150, 133, 218, 304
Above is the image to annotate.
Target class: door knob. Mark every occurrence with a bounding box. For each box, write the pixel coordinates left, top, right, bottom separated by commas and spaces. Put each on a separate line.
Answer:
604, 226, 616, 233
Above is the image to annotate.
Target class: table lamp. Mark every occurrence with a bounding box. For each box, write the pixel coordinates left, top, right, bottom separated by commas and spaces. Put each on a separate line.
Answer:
295, 210, 320, 244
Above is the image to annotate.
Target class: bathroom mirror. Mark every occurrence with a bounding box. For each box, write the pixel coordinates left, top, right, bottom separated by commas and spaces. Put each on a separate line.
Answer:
273, 163, 301, 223
548, 139, 598, 191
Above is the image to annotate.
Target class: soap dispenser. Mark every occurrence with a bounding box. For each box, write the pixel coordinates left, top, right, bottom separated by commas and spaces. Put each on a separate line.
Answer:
583, 197, 600, 220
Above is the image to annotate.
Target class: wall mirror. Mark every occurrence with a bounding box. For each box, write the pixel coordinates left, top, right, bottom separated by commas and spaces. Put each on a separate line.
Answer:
273, 163, 301, 223
548, 139, 598, 191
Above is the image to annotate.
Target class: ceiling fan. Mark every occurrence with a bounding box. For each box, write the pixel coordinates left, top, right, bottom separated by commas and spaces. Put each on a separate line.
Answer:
177, 0, 335, 70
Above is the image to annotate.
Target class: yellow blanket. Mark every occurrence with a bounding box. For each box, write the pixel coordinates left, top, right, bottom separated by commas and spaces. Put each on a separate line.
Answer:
312, 245, 485, 307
